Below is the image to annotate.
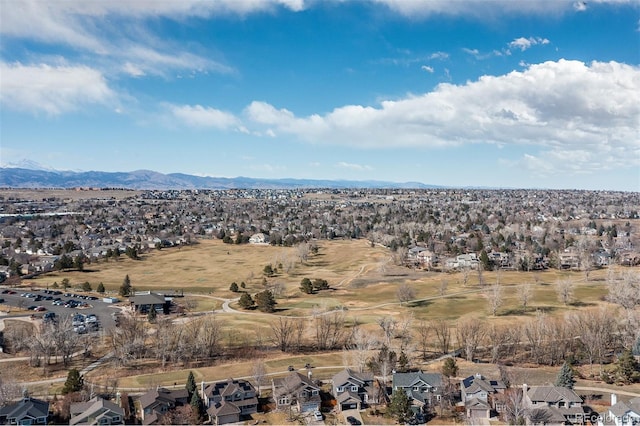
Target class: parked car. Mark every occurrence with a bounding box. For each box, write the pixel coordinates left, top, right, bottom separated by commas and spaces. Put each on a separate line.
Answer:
313, 411, 323, 421
346, 416, 361, 425
34, 306, 46, 311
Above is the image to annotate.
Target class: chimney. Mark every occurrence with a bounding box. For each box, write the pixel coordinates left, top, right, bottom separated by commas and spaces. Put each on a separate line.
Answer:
201, 380, 205, 395
308, 371, 313, 380
522, 384, 528, 395
611, 393, 617, 406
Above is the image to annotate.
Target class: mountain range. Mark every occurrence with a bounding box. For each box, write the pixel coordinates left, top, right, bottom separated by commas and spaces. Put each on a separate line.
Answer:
0, 163, 437, 190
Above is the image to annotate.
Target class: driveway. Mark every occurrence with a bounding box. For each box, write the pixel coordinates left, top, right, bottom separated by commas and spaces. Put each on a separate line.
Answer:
340, 409, 363, 425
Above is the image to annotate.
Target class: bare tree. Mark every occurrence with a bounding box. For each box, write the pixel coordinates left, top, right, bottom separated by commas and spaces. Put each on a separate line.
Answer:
314, 311, 347, 350
252, 360, 266, 396
346, 327, 377, 372
52, 314, 80, 367
395, 313, 414, 346
517, 283, 533, 311
431, 319, 452, 355
196, 316, 222, 359
270, 317, 295, 352
0, 372, 21, 406
485, 324, 511, 364
555, 279, 574, 305
522, 311, 549, 364
607, 270, 640, 311
456, 318, 486, 362
496, 387, 526, 424
396, 283, 416, 306
477, 263, 485, 286
296, 242, 311, 264
377, 316, 397, 346
487, 283, 503, 316
567, 307, 617, 376
415, 320, 431, 360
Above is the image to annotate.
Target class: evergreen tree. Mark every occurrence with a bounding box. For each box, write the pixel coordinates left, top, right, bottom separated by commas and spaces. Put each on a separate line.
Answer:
81, 281, 92, 292
442, 357, 458, 378
615, 349, 640, 384
555, 362, 576, 389
255, 290, 276, 312
62, 369, 84, 394
119, 275, 132, 297
387, 390, 413, 423
96, 282, 105, 293
300, 278, 313, 294
229, 282, 239, 292
190, 391, 204, 422
186, 371, 197, 397
312, 278, 329, 291
239, 292, 254, 309
398, 350, 410, 372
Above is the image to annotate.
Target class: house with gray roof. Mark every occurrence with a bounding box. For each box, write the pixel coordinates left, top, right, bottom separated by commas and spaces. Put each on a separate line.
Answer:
272, 372, 321, 413
599, 395, 640, 426
461, 373, 506, 419
129, 292, 167, 314
392, 371, 443, 409
138, 387, 189, 425
523, 384, 584, 425
69, 396, 124, 425
0, 396, 49, 425
202, 378, 258, 425
331, 369, 378, 412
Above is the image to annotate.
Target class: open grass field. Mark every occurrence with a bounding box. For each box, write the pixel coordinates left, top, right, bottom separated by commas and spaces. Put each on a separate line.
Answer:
21, 239, 625, 328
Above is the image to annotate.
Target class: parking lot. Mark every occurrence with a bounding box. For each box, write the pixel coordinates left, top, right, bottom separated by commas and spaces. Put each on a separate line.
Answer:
0, 286, 120, 332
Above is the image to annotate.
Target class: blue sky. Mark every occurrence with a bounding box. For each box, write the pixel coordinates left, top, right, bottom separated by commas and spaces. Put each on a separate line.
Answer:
1, 0, 639, 190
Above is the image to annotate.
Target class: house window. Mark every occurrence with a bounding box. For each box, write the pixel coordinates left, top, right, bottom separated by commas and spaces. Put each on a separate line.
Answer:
312, 390, 319, 396
112, 417, 120, 422
278, 397, 289, 405
436, 395, 441, 401
337, 387, 344, 393
413, 386, 420, 391
351, 386, 358, 392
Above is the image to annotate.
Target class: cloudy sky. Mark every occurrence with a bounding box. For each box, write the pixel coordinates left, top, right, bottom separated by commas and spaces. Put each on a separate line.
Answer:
1, 0, 639, 190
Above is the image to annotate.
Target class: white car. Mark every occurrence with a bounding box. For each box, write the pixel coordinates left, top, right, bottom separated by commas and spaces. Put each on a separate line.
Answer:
313, 411, 323, 421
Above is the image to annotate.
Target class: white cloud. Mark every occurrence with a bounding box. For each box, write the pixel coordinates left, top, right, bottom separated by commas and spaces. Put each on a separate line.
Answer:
429, 52, 449, 60
170, 104, 239, 129
245, 60, 640, 174
122, 62, 145, 77
0, 61, 116, 115
508, 36, 550, 52
421, 65, 434, 73
371, 0, 631, 18
336, 162, 373, 171
573, 1, 588, 11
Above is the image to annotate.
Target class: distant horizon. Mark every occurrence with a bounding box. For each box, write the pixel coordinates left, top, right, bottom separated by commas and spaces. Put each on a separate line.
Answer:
1, 0, 638, 191
2, 160, 639, 192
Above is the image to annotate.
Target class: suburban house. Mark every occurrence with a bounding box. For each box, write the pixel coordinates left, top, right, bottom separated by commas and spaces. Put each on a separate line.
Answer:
138, 387, 189, 424
392, 372, 443, 409
331, 369, 379, 411
129, 292, 168, 314
201, 379, 258, 425
559, 247, 580, 269
460, 374, 507, 420
445, 253, 479, 270
272, 372, 321, 413
522, 385, 585, 424
599, 395, 640, 426
0, 396, 49, 425
69, 397, 124, 425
